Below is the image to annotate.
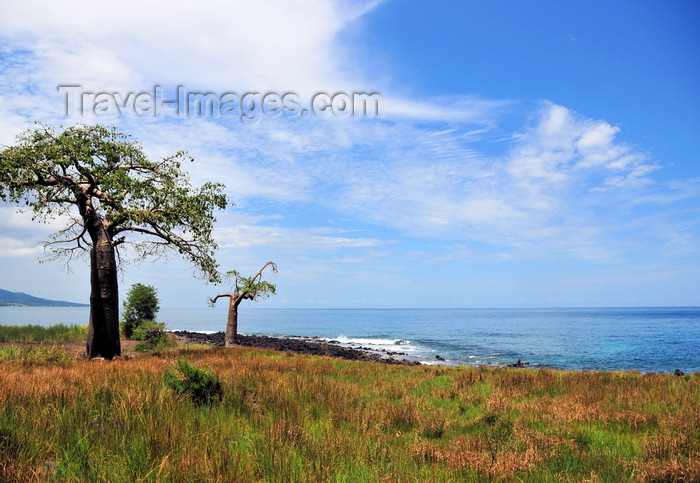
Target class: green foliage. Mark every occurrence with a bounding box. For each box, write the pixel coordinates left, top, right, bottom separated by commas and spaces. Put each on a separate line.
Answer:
164, 359, 223, 406
0, 324, 87, 343
210, 262, 277, 307
131, 319, 165, 342
131, 320, 172, 353
0, 122, 229, 281
121, 283, 160, 339
226, 269, 277, 299
209, 263, 277, 344
120, 284, 169, 351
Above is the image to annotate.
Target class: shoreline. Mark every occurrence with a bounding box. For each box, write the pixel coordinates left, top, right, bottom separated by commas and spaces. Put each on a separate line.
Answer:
3, 307, 697, 373
169, 330, 694, 375
170, 330, 421, 366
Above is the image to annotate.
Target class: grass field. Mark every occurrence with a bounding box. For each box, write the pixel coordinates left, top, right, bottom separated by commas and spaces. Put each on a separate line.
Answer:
0, 324, 87, 343
0, 327, 697, 481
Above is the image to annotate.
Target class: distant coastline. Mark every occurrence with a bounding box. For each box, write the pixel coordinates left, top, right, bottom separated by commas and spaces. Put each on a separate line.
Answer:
0, 289, 88, 307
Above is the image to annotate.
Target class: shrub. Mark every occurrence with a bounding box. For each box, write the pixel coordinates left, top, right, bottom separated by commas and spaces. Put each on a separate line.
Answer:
131, 319, 165, 342
164, 359, 223, 406
131, 320, 170, 353
121, 284, 159, 339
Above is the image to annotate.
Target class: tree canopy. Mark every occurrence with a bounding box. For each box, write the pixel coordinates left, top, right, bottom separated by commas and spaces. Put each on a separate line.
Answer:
0, 123, 228, 277
0, 122, 229, 358
219, 262, 278, 301
121, 283, 160, 339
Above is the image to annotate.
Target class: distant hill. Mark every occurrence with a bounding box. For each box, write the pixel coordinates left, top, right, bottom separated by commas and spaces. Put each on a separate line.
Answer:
0, 289, 88, 307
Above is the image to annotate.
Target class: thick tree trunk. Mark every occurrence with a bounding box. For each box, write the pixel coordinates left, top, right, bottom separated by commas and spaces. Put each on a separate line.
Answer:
225, 297, 240, 347
86, 229, 121, 359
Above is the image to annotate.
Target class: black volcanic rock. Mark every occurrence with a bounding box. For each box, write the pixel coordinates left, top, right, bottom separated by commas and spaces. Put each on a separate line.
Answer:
170, 331, 420, 366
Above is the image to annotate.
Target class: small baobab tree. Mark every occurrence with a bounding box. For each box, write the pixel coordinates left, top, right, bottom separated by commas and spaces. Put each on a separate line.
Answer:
209, 261, 277, 346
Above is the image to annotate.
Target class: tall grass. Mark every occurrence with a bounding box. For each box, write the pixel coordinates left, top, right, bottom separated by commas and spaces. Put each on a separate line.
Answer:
0, 345, 73, 366
0, 344, 697, 481
0, 324, 87, 343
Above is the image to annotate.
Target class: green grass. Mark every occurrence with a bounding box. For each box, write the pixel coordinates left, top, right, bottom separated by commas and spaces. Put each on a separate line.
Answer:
0, 324, 88, 343
0, 345, 73, 366
0, 335, 697, 481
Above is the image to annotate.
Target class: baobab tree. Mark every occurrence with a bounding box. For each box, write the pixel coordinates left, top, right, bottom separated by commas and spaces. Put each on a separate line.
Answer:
0, 123, 228, 359
209, 261, 277, 346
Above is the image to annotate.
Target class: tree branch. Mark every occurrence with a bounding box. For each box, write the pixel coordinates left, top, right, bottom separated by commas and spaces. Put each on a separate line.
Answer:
209, 293, 233, 302
251, 261, 278, 283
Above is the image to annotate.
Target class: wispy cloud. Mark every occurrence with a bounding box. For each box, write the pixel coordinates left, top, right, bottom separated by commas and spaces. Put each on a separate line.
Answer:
0, 0, 385, 93
384, 95, 511, 123
215, 220, 391, 252
1, 1, 698, 307
0, 237, 43, 258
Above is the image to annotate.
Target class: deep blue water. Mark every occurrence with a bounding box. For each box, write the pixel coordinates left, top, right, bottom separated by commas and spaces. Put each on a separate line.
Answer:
1, 306, 698, 373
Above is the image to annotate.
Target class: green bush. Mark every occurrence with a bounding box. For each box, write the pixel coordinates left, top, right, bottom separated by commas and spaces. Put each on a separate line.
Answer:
121, 284, 159, 339
131, 320, 172, 352
164, 359, 223, 407
131, 319, 166, 342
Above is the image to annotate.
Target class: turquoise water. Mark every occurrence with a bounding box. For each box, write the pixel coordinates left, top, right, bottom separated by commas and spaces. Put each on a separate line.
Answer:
1, 306, 698, 373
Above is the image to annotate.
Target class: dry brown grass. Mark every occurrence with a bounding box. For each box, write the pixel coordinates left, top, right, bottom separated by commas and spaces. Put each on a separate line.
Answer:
0, 343, 697, 481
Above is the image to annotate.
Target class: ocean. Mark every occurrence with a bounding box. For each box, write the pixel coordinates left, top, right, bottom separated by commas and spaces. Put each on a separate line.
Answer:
1, 306, 698, 373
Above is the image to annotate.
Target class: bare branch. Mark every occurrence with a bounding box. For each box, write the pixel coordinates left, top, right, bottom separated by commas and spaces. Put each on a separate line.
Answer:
251, 261, 278, 283
45, 221, 89, 248
209, 294, 232, 304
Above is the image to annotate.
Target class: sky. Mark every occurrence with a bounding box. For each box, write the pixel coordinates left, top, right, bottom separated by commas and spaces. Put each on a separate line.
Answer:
0, 0, 698, 308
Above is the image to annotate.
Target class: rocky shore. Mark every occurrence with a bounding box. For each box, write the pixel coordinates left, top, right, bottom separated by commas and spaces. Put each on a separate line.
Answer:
170, 331, 421, 366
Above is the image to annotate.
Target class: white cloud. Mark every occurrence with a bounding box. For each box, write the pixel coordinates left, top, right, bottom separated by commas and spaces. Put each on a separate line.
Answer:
0, 237, 43, 258
0, 0, 696, 288
283, 103, 663, 263
0, 207, 77, 234
0, 0, 383, 94
384, 95, 511, 123
508, 103, 655, 189
114, 101, 668, 266
215, 219, 390, 252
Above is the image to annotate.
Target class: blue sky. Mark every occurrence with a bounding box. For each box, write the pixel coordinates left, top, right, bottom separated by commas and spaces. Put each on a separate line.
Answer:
0, 0, 698, 308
